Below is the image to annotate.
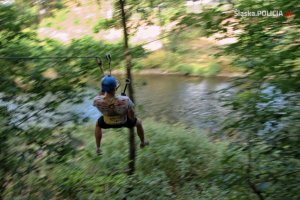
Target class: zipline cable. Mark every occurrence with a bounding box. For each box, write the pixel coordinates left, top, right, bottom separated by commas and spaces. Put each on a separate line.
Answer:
0, 56, 99, 60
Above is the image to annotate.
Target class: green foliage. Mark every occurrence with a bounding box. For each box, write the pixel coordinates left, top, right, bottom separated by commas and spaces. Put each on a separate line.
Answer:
199, 0, 300, 199
139, 50, 167, 68
206, 62, 221, 76
0, 4, 37, 39
125, 0, 186, 23
10, 119, 282, 200
3, 119, 236, 200
4, 117, 254, 199
93, 18, 119, 33
73, 18, 80, 25
0, 2, 148, 197
3, 0, 300, 199
174, 63, 195, 75
139, 50, 180, 69
173, 62, 221, 76
0, 3, 97, 197
55, 8, 69, 22
139, 46, 223, 76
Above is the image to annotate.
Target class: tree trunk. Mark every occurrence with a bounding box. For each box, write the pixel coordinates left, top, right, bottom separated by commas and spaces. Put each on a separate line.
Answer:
119, 0, 136, 176
247, 139, 265, 200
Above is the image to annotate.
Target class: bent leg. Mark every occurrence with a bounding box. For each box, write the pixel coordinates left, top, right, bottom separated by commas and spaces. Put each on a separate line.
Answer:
95, 122, 102, 154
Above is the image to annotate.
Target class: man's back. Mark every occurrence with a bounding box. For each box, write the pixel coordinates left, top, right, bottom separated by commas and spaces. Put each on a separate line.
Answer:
93, 95, 134, 125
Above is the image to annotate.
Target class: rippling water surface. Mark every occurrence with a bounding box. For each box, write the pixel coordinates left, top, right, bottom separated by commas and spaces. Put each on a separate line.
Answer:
77, 75, 232, 131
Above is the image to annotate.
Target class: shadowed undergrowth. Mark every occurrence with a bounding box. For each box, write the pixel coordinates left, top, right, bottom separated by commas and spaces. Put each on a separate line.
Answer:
4, 120, 233, 199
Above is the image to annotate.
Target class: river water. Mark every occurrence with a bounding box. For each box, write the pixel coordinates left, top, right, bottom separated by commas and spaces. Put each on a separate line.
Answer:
75, 75, 232, 131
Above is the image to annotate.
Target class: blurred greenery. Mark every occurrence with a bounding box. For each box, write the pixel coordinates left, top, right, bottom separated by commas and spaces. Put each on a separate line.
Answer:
93, 18, 120, 33
1, 0, 300, 199
1, 119, 237, 199
196, 0, 300, 199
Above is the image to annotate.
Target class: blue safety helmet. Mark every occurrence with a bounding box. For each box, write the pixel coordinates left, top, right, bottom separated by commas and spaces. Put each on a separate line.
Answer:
101, 75, 118, 93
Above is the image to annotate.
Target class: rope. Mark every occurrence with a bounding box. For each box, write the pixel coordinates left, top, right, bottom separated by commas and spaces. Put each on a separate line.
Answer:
0, 56, 99, 60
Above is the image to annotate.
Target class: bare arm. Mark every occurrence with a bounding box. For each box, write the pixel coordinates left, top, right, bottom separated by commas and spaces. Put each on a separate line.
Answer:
127, 98, 135, 120
128, 108, 135, 120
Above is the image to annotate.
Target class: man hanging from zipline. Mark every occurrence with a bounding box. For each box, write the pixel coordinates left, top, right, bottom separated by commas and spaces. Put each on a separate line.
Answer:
93, 75, 149, 155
